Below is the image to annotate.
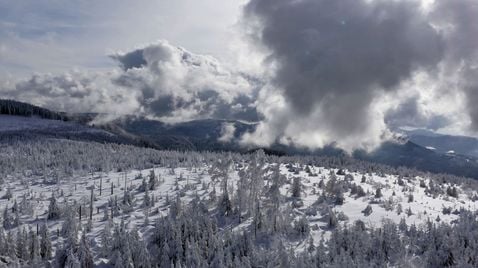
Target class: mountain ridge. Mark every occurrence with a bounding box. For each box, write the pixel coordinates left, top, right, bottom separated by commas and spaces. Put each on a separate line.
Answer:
2, 99, 478, 179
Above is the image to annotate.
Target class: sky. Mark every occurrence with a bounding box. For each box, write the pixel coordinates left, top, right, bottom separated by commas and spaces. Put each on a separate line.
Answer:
0, 0, 245, 74
1, 0, 478, 152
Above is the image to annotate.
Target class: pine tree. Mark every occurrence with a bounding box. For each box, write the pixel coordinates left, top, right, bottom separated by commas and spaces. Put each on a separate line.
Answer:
12, 200, 21, 228
16, 227, 28, 260
396, 203, 403, 215
139, 177, 147, 192
151, 193, 156, 207
89, 187, 94, 221
292, 177, 302, 198
0, 225, 5, 256
40, 223, 52, 260
28, 227, 40, 261
170, 195, 182, 219
328, 208, 338, 228
149, 169, 158, 190
121, 235, 133, 268
4, 188, 13, 200
144, 208, 150, 226
3, 206, 13, 229
5, 230, 17, 260
185, 242, 202, 268
101, 221, 113, 258
267, 165, 283, 232
375, 188, 383, 198
406, 207, 414, 217
86, 218, 93, 233
218, 189, 232, 217
78, 232, 94, 268
143, 186, 151, 208
47, 193, 60, 220
61, 207, 79, 240
362, 204, 373, 216
107, 246, 123, 267
64, 248, 81, 268
209, 156, 233, 217
253, 199, 263, 237
129, 229, 151, 268
160, 242, 171, 268
398, 218, 408, 232
103, 207, 110, 221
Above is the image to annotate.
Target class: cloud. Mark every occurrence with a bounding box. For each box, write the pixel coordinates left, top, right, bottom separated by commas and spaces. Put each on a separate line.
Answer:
0, 40, 260, 124
218, 122, 236, 143
110, 40, 259, 123
3, 0, 478, 151
428, 0, 478, 132
110, 49, 147, 71
0, 0, 245, 76
241, 0, 444, 152
0, 70, 141, 121
384, 96, 450, 131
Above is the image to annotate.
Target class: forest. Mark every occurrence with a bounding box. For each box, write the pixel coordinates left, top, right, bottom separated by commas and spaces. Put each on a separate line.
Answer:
0, 137, 477, 267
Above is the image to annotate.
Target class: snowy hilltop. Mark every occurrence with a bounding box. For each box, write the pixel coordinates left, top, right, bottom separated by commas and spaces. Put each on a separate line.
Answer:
0, 138, 477, 267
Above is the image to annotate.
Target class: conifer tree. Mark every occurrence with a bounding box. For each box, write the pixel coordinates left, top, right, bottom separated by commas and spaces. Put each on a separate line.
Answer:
292, 177, 302, 198
16, 227, 28, 261
3, 206, 13, 229
28, 227, 40, 262
47, 193, 60, 220
78, 232, 94, 268
40, 223, 52, 260
5, 230, 17, 260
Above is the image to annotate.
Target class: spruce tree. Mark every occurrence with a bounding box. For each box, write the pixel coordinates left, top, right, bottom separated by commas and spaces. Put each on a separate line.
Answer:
40, 223, 52, 260
78, 232, 94, 268
28, 227, 40, 262
47, 193, 60, 220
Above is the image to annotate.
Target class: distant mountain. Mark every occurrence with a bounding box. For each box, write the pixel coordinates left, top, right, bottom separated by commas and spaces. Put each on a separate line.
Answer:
106, 116, 478, 179
3, 99, 478, 179
104, 116, 256, 151
355, 140, 478, 178
401, 128, 478, 158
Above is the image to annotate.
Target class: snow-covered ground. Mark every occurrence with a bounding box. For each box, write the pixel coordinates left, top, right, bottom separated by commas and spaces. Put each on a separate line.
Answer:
1, 156, 477, 266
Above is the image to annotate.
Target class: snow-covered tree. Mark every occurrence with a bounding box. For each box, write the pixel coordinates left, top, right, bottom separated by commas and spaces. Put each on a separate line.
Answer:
77, 232, 93, 268
28, 227, 40, 262
291, 177, 302, 198
40, 223, 52, 260
47, 193, 60, 220
3, 206, 13, 229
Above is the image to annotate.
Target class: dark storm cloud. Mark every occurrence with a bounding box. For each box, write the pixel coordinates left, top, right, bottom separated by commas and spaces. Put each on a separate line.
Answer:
243, 0, 444, 147
6, 0, 478, 149
110, 49, 147, 71
141, 90, 258, 121
109, 41, 259, 123
429, 0, 478, 131
385, 97, 449, 130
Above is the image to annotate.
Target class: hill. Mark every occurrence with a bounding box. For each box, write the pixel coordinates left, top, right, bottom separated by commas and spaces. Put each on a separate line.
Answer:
0, 145, 477, 267
3, 99, 478, 180
0, 99, 68, 121
108, 116, 478, 179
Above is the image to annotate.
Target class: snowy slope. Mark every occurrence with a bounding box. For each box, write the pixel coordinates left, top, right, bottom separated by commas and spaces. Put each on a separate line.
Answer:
0, 115, 152, 150
0, 115, 110, 135
1, 151, 477, 266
